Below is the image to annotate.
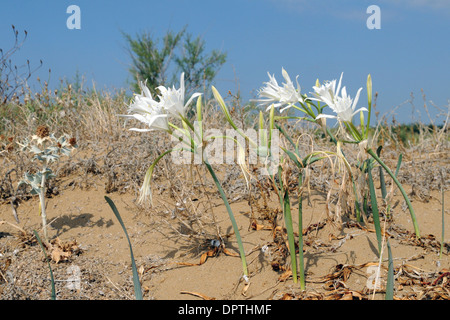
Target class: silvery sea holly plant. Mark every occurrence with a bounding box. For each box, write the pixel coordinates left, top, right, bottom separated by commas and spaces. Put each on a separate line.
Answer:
18, 126, 77, 242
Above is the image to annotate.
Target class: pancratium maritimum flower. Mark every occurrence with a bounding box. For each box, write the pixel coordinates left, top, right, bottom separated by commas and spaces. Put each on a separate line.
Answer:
254, 68, 304, 112
122, 73, 201, 132
312, 72, 343, 108
157, 72, 201, 120
122, 81, 169, 132
313, 73, 367, 123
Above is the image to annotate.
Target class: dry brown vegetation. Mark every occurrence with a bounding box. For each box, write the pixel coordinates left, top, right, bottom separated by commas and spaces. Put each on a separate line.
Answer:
0, 82, 449, 300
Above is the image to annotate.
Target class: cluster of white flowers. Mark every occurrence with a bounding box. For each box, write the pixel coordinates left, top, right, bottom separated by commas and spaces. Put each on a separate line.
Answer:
253, 68, 305, 112
123, 69, 370, 206
122, 72, 201, 132
255, 68, 367, 124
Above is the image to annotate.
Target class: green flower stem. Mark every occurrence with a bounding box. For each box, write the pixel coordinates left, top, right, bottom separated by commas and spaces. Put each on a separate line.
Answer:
366, 148, 420, 238
386, 240, 394, 300
282, 188, 298, 284
440, 182, 445, 260
345, 121, 363, 142
40, 163, 48, 243
325, 127, 338, 145
289, 103, 315, 119
368, 164, 382, 253
203, 159, 248, 278
298, 172, 305, 290
277, 166, 298, 284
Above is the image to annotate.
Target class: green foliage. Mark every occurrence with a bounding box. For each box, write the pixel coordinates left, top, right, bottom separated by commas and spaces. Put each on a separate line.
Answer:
123, 27, 185, 96
175, 33, 227, 96
386, 240, 394, 300
123, 26, 226, 100
367, 162, 382, 254
105, 196, 143, 300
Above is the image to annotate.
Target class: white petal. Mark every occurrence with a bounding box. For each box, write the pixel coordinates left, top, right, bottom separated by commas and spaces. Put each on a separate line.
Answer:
351, 107, 368, 117
351, 87, 363, 110
184, 92, 202, 109
336, 72, 344, 96
180, 72, 185, 99
129, 128, 153, 132
316, 114, 337, 120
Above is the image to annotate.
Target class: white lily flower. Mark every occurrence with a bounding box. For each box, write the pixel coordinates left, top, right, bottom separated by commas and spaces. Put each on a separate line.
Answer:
157, 72, 201, 120
313, 73, 367, 123
122, 81, 170, 132
311, 72, 344, 107
254, 68, 304, 112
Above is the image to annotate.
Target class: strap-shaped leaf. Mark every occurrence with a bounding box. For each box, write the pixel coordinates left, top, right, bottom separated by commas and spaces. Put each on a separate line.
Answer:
105, 196, 143, 300
368, 164, 382, 254
386, 240, 394, 300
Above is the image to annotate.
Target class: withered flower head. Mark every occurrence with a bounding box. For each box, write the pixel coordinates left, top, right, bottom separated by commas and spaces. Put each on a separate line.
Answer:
69, 137, 77, 147
36, 125, 50, 139
6, 143, 14, 152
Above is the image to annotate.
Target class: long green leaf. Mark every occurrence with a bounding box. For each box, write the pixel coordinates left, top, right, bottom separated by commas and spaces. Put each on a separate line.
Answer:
275, 123, 297, 151
377, 147, 387, 201
279, 169, 298, 284
33, 230, 56, 300
368, 165, 382, 254
105, 196, 143, 300
302, 154, 326, 167
283, 192, 298, 284
298, 173, 305, 290
367, 148, 420, 238
386, 240, 394, 300
394, 154, 402, 178
204, 160, 248, 277
281, 147, 302, 168
440, 182, 445, 260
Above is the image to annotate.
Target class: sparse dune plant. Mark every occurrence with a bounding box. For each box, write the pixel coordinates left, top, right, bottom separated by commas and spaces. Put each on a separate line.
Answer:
313, 73, 420, 239
121, 73, 250, 281
18, 126, 77, 242
254, 69, 420, 241
213, 86, 329, 289
246, 68, 423, 289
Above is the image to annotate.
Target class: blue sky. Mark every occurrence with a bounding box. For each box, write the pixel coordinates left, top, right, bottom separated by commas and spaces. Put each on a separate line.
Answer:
1, 0, 449, 124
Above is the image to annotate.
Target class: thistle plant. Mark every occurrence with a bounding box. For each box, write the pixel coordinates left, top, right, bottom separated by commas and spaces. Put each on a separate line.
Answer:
18, 126, 77, 242
121, 73, 250, 280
